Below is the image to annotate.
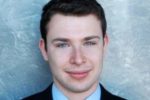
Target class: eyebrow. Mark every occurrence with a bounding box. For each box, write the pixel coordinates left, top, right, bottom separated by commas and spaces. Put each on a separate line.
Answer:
52, 38, 69, 43
84, 36, 101, 41
51, 35, 101, 43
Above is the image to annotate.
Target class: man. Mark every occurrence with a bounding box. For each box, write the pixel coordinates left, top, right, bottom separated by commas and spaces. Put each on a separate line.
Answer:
24, 0, 125, 100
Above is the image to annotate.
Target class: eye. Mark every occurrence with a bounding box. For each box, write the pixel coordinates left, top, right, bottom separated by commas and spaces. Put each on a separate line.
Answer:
84, 41, 97, 46
55, 42, 70, 48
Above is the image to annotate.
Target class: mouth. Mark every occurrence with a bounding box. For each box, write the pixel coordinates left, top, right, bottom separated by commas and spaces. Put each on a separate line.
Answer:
66, 70, 90, 80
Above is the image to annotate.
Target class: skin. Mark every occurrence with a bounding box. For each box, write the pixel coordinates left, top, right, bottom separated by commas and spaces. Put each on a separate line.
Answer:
39, 14, 108, 100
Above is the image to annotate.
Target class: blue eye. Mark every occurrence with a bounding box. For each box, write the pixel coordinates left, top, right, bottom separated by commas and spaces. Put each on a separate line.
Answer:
84, 41, 97, 46
56, 43, 69, 48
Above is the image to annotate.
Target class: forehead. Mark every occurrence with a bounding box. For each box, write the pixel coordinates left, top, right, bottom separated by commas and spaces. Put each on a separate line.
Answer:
47, 14, 102, 40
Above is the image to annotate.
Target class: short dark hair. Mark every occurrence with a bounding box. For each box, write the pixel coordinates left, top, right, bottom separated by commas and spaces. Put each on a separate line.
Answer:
40, 0, 107, 44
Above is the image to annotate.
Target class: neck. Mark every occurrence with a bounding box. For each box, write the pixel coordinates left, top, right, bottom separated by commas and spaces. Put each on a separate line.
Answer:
54, 81, 99, 100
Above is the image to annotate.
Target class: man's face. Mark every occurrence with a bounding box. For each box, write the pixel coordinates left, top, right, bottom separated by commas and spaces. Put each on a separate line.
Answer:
39, 14, 108, 94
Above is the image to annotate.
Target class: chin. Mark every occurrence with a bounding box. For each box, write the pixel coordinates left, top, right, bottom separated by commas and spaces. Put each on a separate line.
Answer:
64, 80, 96, 93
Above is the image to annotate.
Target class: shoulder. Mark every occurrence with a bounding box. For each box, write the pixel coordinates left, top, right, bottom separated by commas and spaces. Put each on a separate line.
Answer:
100, 84, 126, 100
23, 84, 53, 100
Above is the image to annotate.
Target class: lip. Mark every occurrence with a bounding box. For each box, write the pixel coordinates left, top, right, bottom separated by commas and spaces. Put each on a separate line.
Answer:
67, 70, 90, 80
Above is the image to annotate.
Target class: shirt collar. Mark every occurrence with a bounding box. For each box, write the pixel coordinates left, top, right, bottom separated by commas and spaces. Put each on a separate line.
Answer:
52, 83, 101, 100
86, 84, 101, 100
52, 83, 68, 100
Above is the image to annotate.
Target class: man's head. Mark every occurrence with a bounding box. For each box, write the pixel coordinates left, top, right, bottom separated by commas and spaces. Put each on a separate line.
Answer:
39, 0, 108, 99
40, 0, 107, 46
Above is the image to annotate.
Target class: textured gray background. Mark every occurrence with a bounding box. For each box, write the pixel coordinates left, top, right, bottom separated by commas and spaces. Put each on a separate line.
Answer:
0, 0, 150, 100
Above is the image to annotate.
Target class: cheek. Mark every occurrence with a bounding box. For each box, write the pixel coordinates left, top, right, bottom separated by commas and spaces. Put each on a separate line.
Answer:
47, 48, 71, 67
84, 47, 104, 77
84, 46, 104, 63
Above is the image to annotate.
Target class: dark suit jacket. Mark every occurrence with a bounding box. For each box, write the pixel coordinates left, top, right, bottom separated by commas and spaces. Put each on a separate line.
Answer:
23, 83, 126, 100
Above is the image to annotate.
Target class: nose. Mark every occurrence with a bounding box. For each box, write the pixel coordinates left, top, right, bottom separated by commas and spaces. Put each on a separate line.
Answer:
70, 47, 86, 65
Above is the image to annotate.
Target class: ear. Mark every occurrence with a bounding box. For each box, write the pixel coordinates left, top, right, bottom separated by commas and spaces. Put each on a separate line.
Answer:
39, 39, 48, 61
103, 34, 109, 53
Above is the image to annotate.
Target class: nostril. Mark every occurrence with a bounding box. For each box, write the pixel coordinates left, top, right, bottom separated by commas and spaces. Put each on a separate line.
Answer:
69, 47, 86, 65
70, 53, 86, 65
